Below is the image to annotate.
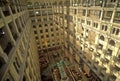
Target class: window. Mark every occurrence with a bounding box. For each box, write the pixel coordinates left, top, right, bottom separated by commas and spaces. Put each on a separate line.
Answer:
69, 15, 73, 22
51, 34, 54, 36
38, 19, 41, 22
45, 24, 48, 26
49, 17, 52, 20
56, 28, 58, 31
44, 18, 47, 21
104, 25, 107, 31
106, 11, 113, 17
107, 49, 112, 55
83, 10, 86, 16
35, 36, 38, 39
111, 0, 116, 2
41, 35, 44, 38
99, 35, 105, 41
93, 22, 98, 28
81, 19, 85, 23
33, 25, 36, 28
6, 78, 10, 81
112, 28, 116, 34
43, 45, 46, 48
87, 21, 91, 25
37, 42, 39, 45
40, 30, 43, 33
101, 25, 107, 31
51, 28, 53, 31
112, 27, 119, 35
98, 44, 103, 49
46, 35, 49, 37
114, 11, 120, 18
48, 44, 50, 47
74, 9, 77, 14
39, 25, 42, 27
109, 40, 115, 46
31, 20, 35, 22
45, 29, 48, 32
116, 29, 119, 35
50, 23, 53, 26
0, 57, 5, 68
34, 31, 37, 34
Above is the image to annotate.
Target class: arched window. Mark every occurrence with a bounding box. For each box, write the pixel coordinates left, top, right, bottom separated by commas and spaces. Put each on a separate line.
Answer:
99, 35, 105, 41
109, 39, 115, 46
34, 2, 39, 9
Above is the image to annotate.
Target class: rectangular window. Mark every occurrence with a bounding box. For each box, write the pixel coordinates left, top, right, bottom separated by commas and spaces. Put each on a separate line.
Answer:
33, 25, 36, 28
46, 35, 49, 37
40, 30, 43, 33
45, 24, 48, 26
31, 20, 35, 22
35, 36, 38, 39
39, 25, 42, 27
45, 29, 48, 32
51, 34, 54, 36
74, 9, 77, 14
34, 31, 37, 34
41, 35, 44, 38
51, 28, 53, 31
44, 18, 47, 21
50, 23, 53, 26
83, 10, 86, 16
38, 19, 41, 22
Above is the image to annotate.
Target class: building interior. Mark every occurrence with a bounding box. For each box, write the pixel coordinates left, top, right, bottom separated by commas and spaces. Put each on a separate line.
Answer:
0, 0, 120, 81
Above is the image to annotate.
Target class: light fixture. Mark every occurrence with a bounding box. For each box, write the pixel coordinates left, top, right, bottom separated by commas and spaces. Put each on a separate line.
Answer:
35, 11, 39, 14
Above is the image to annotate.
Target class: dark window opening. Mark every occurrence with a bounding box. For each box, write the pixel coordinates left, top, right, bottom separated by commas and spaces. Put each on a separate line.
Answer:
99, 35, 105, 41
0, 57, 5, 68
109, 40, 115, 46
